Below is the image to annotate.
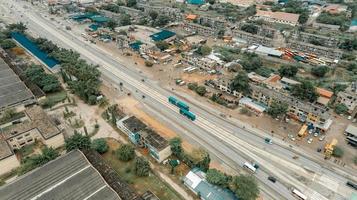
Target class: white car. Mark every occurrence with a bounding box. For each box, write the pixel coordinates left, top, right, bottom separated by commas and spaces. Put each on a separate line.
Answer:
307, 138, 313, 144
308, 129, 313, 134
314, 132, 319, 137
319, 135, 326, 141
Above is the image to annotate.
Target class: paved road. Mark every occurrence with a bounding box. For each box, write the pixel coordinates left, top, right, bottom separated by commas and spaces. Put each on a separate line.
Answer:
1, 1, 356, 199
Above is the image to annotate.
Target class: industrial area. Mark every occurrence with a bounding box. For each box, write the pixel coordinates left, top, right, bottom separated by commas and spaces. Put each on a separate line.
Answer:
0, 0, 356, 200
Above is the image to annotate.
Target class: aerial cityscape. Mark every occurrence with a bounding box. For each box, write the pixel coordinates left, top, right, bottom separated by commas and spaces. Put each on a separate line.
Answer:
0, 0, 356, 199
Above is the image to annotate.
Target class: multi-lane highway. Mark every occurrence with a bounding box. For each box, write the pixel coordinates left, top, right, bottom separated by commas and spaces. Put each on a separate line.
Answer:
1, 1, 356, 199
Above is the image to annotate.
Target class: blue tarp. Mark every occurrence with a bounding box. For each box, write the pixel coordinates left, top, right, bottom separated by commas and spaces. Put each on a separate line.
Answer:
129, 41, 143, 51
150, 30, 176, 42
187, 0, 205, 5
11, 32, 59, 68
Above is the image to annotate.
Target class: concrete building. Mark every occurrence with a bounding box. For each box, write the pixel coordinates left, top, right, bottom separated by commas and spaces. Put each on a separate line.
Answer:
197, 16, 226, 30
239, 97, 266, 115
0, 106, 65, 175
335, 83, 357, 117
253, 10, 300, 26
287, 40, 343, 59
344, 124, 357, 147
182, 52, 218, 71
0, 150, 133, 200
116, 116, 147, 145
183, 168, 238, 200
249, 84, 332, 131
280, 77, 301, 90
232, 29, 273, 46
291, 31, 340, 48
139, 128, 171, 163
183, 22, 217, 36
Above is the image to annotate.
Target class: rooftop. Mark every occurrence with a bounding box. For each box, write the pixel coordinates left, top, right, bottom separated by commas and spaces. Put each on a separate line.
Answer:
0, 139, 13, 160
184, 168, 238, 200
345, 124, 357, 136
122, 116, 147, 133
141, 128, 169, 151
0, 150, 121, 200
256, 10, 300, 24
186, 14, 198, 20
0, 57, 35, 110
1, 106, 61, 140
316, 87, 333, 98
150, 30, 176, 42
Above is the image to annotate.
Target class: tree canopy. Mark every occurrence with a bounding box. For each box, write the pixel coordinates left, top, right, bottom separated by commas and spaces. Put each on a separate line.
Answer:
25, 64, 61, 93
311, 66, 329, 77
291, 81, 318, 102
231, 175, 259, 200
65, 132, 92, 151
267, 101, 288, 118
230, 71, 251, 95
116, 144, 135, 161
279, 65, 298, 77
155, 41, 170, 51
91, 138, 109, 154
240, 24, 258, 34
0, 39, 16, 49
196, 45, 212, 56
335, 103, 348, 114
240, 53, 262, 71
134, 157, 150, 177
169, 137, 183, 157
206, 169, 229, 187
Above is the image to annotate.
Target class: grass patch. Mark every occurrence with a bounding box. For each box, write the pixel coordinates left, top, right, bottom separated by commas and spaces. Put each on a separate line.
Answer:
40, 90, 67, 109
0, 111, 25, 125
102, 139, 183, 200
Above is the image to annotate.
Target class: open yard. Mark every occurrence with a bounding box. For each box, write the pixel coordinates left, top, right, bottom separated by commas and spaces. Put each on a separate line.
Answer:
102, 139, 183, 200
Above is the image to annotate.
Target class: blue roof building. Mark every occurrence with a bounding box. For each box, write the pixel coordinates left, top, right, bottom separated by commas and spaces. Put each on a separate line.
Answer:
183, 168, 238, 200
150, 30, 176, 42
11, 32, 59, 69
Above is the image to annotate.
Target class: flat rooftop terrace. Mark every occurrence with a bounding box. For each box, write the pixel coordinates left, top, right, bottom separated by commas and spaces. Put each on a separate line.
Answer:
0, 58, 34, 110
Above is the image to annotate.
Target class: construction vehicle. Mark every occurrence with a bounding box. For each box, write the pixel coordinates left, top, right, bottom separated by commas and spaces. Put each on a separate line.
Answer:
298, 124, 308, 137
324, 138, 338, 159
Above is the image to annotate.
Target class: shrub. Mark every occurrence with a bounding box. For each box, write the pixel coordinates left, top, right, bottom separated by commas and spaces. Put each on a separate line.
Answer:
115, 144, 135, 161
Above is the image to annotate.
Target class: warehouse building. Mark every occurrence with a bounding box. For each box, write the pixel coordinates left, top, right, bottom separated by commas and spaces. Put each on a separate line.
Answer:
0, 150, 123, 200
0, 57, 36, 112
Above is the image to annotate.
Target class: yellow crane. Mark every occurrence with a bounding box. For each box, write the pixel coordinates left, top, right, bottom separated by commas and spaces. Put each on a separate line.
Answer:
324, 138, 337, 159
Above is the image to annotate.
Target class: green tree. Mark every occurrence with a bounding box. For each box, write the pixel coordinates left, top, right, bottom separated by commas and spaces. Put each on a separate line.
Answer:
120, 14, 131, 26
279, 65, 298, 77
169, 137, 183, 157
291, 81, 318, 102
197, 45, 212, 56
155, 41, 170, 51
134, 157, 150, 176
339, 38, 357, 51
0, 39, 16, 49
149, 10, 158, 20
245, 5, 257, 17
311, 66, 329, 77
127, 0, 137, 7
206, 169, 229, 187
116, 144, 135, 161
107, 19, 118, 30
7, 22, 27, 33
240, 24, 258, 34
208, 0, 216, 4
332, 146, 344, 158
155, 14, 170, 26
65, 132, 91, 151
230, 71, 250, 95
190, 148, 210, 172
267, 101, 288, 118
316, 11, 347, 26
91, 138, 109, 154
335, 103, 348, 114
231, 175, 259, 200
195, 86, 207, 96
240, 53, 262, 71
25, 65, 61, 93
